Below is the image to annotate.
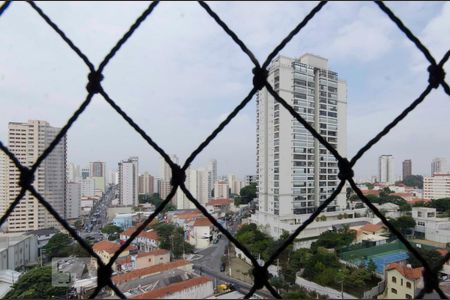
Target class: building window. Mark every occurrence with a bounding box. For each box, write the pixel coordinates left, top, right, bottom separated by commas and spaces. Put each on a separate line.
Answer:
406, 294, 412, 299
392, 276, 397, 283
391, 288, 397, 294
406, 282, 411, 289
401, 279, 403, 286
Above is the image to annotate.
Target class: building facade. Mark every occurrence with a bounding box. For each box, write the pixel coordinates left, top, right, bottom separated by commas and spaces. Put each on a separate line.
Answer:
379, 155, 395, 184
160, 155, 178, 202
402, 160, 412, 180
89, 161, 106, 195
214, 181, 229, 199
0, 233, 38, 271
138, 172, 154, 195
254, 54, 347, 230
66, 182, 81, 220
4, 120, 66, 232
207, 159, 217, 199
424, 173, 450, 200
431, 157, 448, 175
119, 157, 139, 206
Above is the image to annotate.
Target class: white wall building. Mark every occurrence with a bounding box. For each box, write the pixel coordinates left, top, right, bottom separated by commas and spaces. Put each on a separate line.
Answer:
0, 233, 38, 271
207, 159, 217, 199
253, 54, 347, 237
4, 120, 66, 232
90, 161, 106, 195
119, 157, 139, 206
424, 173, 450, 200
431, 157, 448, 175
160, 155, 178, 201
0, 152, 7, 222
176, 167, 209, 210
81, 177, 96, 197
67, 162, 80, 183
66, 182, 81, 220
379, 155, 394, 184
214, 181, 229, 199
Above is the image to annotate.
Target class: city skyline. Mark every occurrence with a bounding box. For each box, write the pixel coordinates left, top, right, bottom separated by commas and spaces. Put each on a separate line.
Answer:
1, 2, 449, 180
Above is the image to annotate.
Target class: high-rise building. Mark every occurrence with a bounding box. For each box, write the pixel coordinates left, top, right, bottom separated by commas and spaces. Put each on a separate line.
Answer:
81, 178, 96, 197
90, 161, 106, 194
160, 155, 178, 201
431, 157, 448, 175
4, 120, 66, 232
0, 152, 8, 219
67, 162, 80, 183
255, 54, 347, 222
66, 182, 81, 219
379, 155, 394, 184
118, 157, 139, 206
138, 172, 155, 195
81, 168, 90, 180
207, 159, 217, 198
214, 180, 229, 199
424, 174, 450, 200
244, 175, 257, 186
402, 160, 412, 180
176, 168, 209, 210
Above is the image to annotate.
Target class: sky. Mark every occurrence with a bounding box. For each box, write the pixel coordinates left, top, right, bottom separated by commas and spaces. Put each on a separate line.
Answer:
0, 1, 449, 180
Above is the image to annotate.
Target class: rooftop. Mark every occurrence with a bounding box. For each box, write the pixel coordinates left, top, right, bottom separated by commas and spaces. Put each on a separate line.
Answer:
386, 263, 423, 280
360, 223, 386, 233
207, 198, 233, 206
193, 217, 213, 227
132, 276, 211, 299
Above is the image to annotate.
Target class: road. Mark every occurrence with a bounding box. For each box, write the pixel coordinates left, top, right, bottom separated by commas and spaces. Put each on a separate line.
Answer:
194, 238, 228, 272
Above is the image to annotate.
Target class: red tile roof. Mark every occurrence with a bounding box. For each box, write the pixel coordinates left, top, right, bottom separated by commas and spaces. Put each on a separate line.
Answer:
112, 260, 190, 284
361, 190, 380, 196
120, 227, 159, 241
132, 276, 211, 299
360, 223, 386, 233
193, 217, 213, 227
386, 263, 423, 280
93, 240, 136, 255
137, 248, 169, 258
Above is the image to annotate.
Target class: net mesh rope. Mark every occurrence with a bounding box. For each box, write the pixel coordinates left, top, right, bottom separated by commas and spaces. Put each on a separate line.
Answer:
0, 1, 449, 298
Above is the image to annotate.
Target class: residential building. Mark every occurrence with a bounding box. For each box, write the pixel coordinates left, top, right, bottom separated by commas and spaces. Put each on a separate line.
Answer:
66, 182, 81, 220
112, 213, 134, 229
207, 159, 217, 199
379, 155, 395, 184
115, 248, 170, 272
252, 54, 347, 237
138, 172, 154, 195
25, 227, 58, 256
109, 169, 119, 186
133, 276, 213, 299
244, 175, 256, 186
0, 233, 38, 270
378, 263, 423, 299
81, 177, 96, 197
120, 227, 159, 252
432, 157, 448, 175
402, 160, 412, 180
89, 161, 106, 195
214, 181, 229, 199
4, 120, 66, 232
67, 162, 80, 183
81, 167, 90, 180
92, 240, 136, 267
411, 207, 450, 241
160, 155, 178, 202
119, 157, 139, 206
0, 152, 7, 221
176, 168, 209, 210
424, 173, 450, 200
189, 218, 214, 249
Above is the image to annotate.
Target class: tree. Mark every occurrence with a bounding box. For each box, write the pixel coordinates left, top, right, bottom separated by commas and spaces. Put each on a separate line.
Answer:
5, 266, 66, 299
390, 216, 416, 234
152, 222, 193, 258
429, 198, 450, 212
101, 224, 122, 241
403, 175, 423, 189
240, 183, 257, 204
408, 248, 443, 270
365, 183, 374, 190
74, 220, 83, 230
311, 226, 355, 251
367, 258, 377, 273
43, 233, 72, 259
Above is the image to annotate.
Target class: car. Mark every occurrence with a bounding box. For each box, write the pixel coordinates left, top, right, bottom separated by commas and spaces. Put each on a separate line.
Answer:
220, 263, 226, 272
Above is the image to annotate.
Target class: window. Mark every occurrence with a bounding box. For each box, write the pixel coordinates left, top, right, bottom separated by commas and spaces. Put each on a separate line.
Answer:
406, 294, 412, 299
401, 279, 403, 286
406, 282, 411, 289
391, 276, 397, 283
391, 288, 397, 294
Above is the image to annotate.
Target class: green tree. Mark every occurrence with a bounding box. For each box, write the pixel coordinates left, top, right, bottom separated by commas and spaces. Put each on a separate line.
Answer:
239, 183, 257, 204
74, 220, 83, 230
152, 222, 193, 258
43, 233, 72, 259
101, 224, 122, 241
408, 248, 443, 270
389, 216, 416, 234
365, 183, 374, 190
311, 226, 355, 251
5, 266, 66, 299
429, 198, 450, 212
367, 258, 377, 273
403, 175, 423, 189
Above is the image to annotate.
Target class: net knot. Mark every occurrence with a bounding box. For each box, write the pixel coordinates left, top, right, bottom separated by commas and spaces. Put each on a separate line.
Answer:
428, 64, 445, 89
86, 71, 104, 94
97, 264, 112, 288
252, 67, 268, 91
423, 268, 439, 293
19, 167, 34, 188
170, 164, 186, 187
252, 265, 269, 290
338, 158, 354, 181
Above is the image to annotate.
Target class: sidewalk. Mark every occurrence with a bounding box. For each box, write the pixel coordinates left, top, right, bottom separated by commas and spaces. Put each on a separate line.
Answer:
295, 276, 356, 299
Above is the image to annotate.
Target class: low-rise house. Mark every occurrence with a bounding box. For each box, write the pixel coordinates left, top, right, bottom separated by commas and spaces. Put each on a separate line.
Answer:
360, 223, 388, 235
92, 240, 137, 267
373, 203, 400, 219
25, 227, 58, 257
115, 248, 170, 271
189, 218, 214, 249
378, 263, 423, 299
205, 199, 232, 217
412, 207, 450, 242
132, 275, 213, 299
119, 227, 159, 251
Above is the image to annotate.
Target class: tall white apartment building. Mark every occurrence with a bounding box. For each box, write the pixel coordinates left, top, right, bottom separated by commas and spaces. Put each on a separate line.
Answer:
255, 54, 347, 217
160, 155, 178, 201
228, 174, 245, 195
118, 157, 138, 206
207, 159, 217, 198
431, 158, 448, 175
66, 182, 81, 219
379, 155, 395, 184
4, 120, 66, 232
424, 173, 450, 200
67, 162, 80, 183
90, 161, 106, 194
81, 177, 95, 197
0, 152, 7, 219
214, 180, 229, 199
176, 168, 209, 209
